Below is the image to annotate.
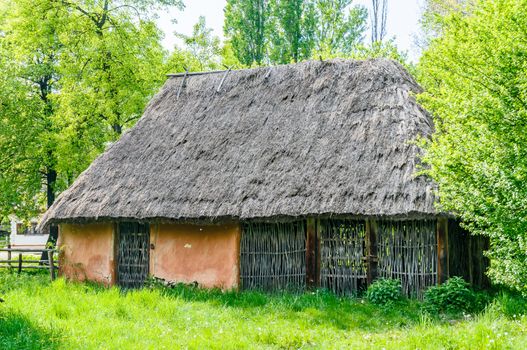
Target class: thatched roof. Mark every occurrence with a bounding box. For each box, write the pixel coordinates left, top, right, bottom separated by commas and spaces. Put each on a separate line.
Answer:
41, 59, 437, 228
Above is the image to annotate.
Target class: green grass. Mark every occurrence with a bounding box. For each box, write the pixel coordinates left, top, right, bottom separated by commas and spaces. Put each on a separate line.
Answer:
1, 272, 526, 349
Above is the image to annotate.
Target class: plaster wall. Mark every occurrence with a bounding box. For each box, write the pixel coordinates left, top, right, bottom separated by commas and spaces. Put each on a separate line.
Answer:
58, 223, 115, 285
150, 222, 241, 289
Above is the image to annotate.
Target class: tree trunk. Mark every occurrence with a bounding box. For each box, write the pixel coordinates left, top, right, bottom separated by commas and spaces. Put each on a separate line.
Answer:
46, 168, 56, 208
41, 168, 58, 261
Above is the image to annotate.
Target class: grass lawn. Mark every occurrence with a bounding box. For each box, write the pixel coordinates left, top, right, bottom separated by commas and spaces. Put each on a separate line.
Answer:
1, 272, 526, 349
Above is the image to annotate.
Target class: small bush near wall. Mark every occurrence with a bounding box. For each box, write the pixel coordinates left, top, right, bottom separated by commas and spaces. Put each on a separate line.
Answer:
423, 276, 489, 315
366, 278, 403, 306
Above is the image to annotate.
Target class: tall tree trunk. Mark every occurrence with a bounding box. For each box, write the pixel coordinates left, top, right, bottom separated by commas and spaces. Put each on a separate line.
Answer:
46, 168, 57, 209
42, 168, 58, 261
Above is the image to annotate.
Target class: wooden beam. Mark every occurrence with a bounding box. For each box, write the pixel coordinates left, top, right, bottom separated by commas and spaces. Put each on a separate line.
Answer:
17, 253, 22, 275
437, 218, 449, 284
306, 218, 319, 289
366, 219, 378, 285
48, 250, 55, 281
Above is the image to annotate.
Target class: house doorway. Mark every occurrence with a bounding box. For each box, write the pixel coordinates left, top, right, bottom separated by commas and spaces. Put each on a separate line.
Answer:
117, 222, 150, 288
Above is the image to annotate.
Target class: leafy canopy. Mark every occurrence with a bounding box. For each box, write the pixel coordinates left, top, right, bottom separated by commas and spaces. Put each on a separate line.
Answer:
0, 0, 182, 220
418, 0, 527, 293
224, 0, 369, 66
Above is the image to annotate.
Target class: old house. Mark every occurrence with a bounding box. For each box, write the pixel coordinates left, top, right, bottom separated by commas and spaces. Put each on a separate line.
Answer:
39, 59, 488, 294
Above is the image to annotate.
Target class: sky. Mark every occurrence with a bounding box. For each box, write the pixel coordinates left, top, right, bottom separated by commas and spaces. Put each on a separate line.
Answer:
157, 0, 426, 62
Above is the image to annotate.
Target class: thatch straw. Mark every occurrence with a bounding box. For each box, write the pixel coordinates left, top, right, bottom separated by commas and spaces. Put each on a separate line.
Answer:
40, 59, 436, 229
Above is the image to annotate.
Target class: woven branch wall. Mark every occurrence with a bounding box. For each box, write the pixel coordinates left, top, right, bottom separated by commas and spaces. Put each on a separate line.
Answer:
240, 221, 306, 291
320, 219, 367, 295
377, 219, 437, 297
117, 222, 150, 289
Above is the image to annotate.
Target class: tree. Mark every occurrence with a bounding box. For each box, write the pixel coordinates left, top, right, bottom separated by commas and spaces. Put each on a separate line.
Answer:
224, 0, 268, 66
0, 0, 65, 219
371, 0, 388, 43
419, 0, 472, 48
418, 0, 527, 293
224, 0, 367, 64
175, 16, 222, 71
0, 0, 181, 233
267, 0, 316, 63
311, 0, 367, 56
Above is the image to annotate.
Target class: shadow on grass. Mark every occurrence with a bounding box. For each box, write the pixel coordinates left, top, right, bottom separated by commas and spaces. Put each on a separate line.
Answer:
0, 310, 59, 350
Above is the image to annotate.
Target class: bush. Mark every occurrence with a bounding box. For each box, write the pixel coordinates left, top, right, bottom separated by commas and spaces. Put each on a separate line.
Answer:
423, 277, 479, 315
366, 278, 403, 306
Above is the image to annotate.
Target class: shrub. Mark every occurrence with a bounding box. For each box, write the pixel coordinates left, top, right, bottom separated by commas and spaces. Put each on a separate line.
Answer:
366, 278, 403, 306
423, 277, 478, 315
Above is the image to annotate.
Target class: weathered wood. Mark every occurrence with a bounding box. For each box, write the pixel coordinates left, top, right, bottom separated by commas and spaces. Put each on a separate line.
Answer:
365, 219, 378, 285
216, 66, 233, 93
17, 254, 22, 275
377, 219, 437, 297
48, 250, 55, 281
240, 221, 306, 291
320, 219, 367, 295
117, 222, 150, 289
7, 244, 11, 268
176, 69, 188, 99
437, 217, 449, 284
306, 217, 318, 288
0, 248, 55, 252
167, 69, 229, 78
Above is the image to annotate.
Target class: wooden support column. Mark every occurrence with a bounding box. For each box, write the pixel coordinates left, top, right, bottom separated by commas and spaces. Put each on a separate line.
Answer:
365, 219, 378, 285
436, 218, 449, 284
48, 250, 55, 281
306, 217, 319, 289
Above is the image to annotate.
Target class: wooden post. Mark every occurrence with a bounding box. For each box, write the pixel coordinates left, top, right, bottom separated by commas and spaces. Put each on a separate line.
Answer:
365, 219, 378, 285
436, 218, 449, 284
7, 244, 11, 269
306, 217, 319, 289
48, 250, 55, 281
17, 253, 22, 275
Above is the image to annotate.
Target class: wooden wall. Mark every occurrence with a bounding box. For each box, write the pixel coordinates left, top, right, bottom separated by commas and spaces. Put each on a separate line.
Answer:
240, 217, 489, 296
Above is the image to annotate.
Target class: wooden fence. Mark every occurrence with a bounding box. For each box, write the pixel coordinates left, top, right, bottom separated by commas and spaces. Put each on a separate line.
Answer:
0, 246, 58, 281
377, 219, 438, 297
240, 217, 487, 296
319, 219, 367, 295
240, 221, 306, 291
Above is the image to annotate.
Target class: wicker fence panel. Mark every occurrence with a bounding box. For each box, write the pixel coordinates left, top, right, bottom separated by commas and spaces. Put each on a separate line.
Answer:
377, 219, 437, 297
117, 222, 150, 289
240, 221, 306, 291
320, 219, 367, 295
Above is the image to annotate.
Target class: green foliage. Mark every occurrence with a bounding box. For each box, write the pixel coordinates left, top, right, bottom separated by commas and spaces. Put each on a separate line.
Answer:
312, 0, 367, 56
175, 16, 222, 71
489, 290, 527, 317
224, 0, 268, 66
224, 0, 368, 65
366, 278, 403, 306
423, 277, 483, 315
1, 273, 527, 348
417, 0, 527, 294
267, 0, 316, 63
0, 0, 181, 219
